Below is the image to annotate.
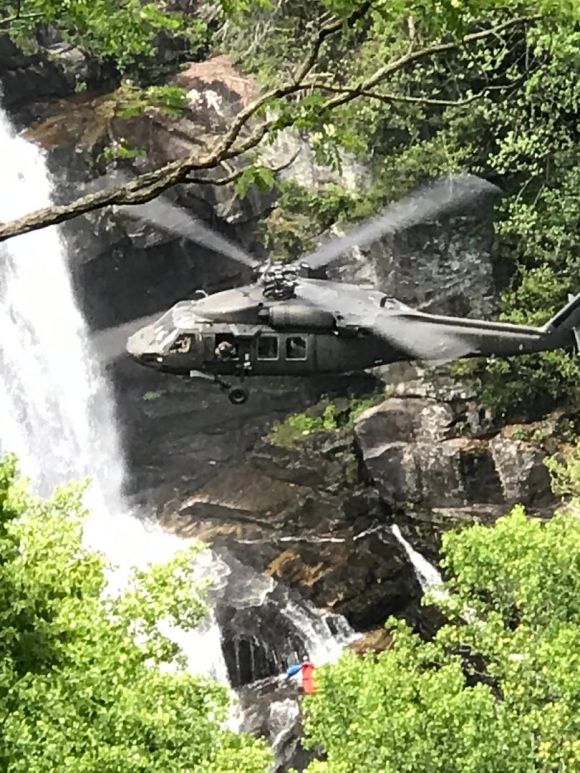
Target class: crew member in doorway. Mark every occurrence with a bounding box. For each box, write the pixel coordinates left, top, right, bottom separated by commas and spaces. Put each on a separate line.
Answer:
286, 658, 317, 694
215, 340, 237, 361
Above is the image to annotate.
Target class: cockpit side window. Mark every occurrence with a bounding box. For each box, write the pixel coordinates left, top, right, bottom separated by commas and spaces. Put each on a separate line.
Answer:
286, 336, 307, 361
257, 335, 279, 360
169, 334, 192, 354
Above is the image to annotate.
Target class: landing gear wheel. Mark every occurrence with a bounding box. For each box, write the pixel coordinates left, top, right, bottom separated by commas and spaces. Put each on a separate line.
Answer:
228, 387, 249, 405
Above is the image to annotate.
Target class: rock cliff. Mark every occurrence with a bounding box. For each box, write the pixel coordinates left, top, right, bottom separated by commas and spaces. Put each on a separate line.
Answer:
1, 25, 566, 771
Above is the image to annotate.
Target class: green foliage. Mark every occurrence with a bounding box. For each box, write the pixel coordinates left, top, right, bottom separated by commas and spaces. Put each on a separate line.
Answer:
142, 389, 167, 401
269, 391, 383, 446
302, 505, 580, 772
101, 137, 147, 164
448, 24, 580, 415
545, 441, 580, 499
270, 404, 341, 446
116, 83, 191, 118
3, 0, 209, 74
0, 454, 271, 773
234, 164, 277, 198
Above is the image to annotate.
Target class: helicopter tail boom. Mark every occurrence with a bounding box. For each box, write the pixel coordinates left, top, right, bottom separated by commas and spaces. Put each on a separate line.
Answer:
378, 304, 577, 364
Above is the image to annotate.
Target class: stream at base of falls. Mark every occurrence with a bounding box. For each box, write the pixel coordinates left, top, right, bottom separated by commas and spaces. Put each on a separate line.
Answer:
0, 103, 358, 764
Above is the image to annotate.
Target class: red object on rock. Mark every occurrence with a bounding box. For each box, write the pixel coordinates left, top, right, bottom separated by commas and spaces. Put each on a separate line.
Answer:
301, 661, 317, 694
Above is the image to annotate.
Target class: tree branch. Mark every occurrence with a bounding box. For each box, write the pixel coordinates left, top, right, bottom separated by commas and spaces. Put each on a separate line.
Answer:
317, 15, 540, 112
311, 76, 528, 108
0, 0, 43, 26
0, 11, 537, 244
184, 148, 301, 186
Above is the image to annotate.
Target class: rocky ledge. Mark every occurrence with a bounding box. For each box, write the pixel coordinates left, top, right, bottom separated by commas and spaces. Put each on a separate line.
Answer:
161, 372, 562, 650
162, 422, 423, 633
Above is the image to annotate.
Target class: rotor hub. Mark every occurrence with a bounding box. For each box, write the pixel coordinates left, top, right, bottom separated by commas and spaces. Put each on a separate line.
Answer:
261, 264, 299, 300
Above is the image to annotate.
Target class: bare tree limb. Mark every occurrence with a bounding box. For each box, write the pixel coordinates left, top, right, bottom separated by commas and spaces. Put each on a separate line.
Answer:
311, 74, 530, 108
0, 11, 538, 244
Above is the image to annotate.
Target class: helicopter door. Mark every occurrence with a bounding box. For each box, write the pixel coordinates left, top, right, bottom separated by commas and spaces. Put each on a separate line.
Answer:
202, 334, 216, 360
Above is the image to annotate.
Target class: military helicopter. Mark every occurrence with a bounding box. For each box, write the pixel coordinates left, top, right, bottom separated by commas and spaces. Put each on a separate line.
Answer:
116, 174, 580, 405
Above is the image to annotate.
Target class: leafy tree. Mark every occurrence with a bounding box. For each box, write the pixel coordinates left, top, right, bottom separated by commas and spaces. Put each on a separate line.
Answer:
2, 1, 572, 241
301, 503, 580, 772
1, 0, 209, 73
0, 454, 271, 772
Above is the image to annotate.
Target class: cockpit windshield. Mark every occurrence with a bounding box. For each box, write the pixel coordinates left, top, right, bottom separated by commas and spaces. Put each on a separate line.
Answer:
152, 309, 174, 336
172, 302, 197, 329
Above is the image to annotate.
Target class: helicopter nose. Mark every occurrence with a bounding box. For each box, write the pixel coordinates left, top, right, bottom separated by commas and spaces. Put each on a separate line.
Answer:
126, 325, 163, 365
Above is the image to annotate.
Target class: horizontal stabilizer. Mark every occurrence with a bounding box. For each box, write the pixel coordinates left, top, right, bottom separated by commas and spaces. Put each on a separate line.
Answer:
543, 291, 580, 333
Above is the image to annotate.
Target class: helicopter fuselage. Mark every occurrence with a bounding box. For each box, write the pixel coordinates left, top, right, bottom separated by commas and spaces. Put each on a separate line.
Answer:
126, 278, 578, 404
126, 287, 403, 380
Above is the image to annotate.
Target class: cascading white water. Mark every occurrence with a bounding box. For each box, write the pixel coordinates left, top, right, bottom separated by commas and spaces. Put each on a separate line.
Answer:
391, 524, 446, 598
0, 104, 227, 683
0, 105, 356, 695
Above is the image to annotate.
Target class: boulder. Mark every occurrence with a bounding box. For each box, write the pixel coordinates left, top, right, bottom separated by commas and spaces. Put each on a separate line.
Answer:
354, 387, 559, 540
489, 434, 555, 508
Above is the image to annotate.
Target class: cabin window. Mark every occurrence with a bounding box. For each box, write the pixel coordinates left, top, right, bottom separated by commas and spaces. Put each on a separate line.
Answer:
286, 336, 307, 360
257, 335, 278, 360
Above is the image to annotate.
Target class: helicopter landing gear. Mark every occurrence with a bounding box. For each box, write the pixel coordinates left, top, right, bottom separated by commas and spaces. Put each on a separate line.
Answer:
211, 374, 250, 405
227, 386, 250, 405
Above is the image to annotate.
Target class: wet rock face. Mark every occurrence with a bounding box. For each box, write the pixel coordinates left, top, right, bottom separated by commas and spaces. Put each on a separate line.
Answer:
327, 207, 498, 320
215, 580, 349, 688
0, 34, 78, 116
203, 549, 326, 688
354, 383, 558, 522
163, 429, 423, 634
237, 676, 321, 773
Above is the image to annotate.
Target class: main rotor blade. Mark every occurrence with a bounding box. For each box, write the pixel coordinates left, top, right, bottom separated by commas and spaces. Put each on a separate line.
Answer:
371, 314, 475, 364
81, 169, 261, 270
118, 197, 261, 270
294, 279, 475, 364
301, 174, 501, 271
91, 312, 162, 363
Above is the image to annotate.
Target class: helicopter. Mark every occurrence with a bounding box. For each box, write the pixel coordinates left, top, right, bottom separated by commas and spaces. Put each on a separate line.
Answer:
116, 173, 580, 405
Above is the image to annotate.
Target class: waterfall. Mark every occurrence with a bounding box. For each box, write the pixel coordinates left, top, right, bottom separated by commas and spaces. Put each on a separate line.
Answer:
391, 524, 444, 591
0, 105, 355, 695
0, 104, 229, 682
